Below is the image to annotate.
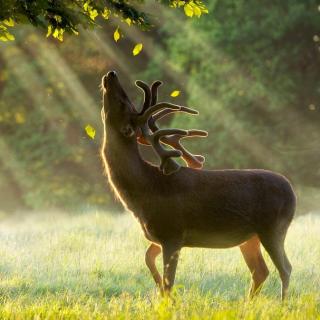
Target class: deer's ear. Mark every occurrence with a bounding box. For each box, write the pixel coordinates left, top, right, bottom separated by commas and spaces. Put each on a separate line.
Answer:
121, 124, 135, 138
102, 75, 108, 90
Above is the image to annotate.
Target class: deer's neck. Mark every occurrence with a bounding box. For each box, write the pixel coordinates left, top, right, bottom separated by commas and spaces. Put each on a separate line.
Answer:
101, 126, 151, 211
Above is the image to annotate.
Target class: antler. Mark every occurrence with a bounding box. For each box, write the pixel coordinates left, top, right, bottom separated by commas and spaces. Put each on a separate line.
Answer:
134, 80, 208, 175
160, 130, 208, 169
136, 80, 151, 115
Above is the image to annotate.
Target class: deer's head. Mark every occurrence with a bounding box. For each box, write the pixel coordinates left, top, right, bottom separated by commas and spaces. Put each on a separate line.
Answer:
101, 71, 137, 138
101, 71, 208, 174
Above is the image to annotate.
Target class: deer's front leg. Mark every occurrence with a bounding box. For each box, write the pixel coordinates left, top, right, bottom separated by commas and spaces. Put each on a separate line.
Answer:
162, 242, 181, 294
145, 243, 163, 293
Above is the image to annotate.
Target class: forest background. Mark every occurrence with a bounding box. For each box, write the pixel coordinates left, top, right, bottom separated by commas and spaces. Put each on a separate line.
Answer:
1, 0, 319, 215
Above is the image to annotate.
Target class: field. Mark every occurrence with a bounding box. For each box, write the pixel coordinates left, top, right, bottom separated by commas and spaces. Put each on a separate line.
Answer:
0, 211, 319, 319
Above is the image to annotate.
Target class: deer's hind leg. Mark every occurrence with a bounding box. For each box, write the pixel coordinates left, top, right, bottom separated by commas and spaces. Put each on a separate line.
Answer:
145, 243, 163, 292
240, 235, 269, 298
259, 231, 292, 300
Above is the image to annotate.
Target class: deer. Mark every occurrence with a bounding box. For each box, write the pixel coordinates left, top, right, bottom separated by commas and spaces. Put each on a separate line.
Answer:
100, 71, 296, 300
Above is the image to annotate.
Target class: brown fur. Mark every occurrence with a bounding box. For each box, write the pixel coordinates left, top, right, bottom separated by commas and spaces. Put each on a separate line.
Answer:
100, 71, 296, 299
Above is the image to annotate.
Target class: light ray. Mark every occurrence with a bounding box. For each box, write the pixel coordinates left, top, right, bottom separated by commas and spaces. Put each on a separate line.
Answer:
118, 6, 319, 170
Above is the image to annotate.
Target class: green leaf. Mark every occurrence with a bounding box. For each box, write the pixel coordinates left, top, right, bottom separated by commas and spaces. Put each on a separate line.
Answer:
85, 125, 96, 139
133, 43, 143, 56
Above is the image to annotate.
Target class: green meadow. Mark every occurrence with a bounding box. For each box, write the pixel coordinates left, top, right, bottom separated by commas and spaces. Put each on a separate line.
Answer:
0, 211, 318, 319
1, 1, 320, 319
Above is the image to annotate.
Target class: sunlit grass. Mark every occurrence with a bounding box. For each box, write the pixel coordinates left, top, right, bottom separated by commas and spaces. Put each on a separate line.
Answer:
0, 211, 319, 319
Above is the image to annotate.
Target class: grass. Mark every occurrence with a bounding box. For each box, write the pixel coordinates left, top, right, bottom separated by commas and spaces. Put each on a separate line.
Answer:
0, 211, 319, 319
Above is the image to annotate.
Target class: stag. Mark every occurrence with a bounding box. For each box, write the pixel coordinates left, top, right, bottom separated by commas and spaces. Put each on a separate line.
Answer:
100, 71, 296, 300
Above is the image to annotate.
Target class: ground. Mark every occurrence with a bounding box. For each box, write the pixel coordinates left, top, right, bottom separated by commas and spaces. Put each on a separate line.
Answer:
0, 211, 319, 319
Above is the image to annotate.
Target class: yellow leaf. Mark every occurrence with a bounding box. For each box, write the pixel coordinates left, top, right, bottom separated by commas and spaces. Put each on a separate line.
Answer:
193, 5, 202, 17
85, 125, 96, 139
0, 30, 15, 41
133, 43, 143, 56
184, 3, 194, 17
54, 15, 62, 23
53, 28, 59, 38
46, 25, 52, 37
198, 2, 209, 14
102, 8, 110, 19
5, 32, 15, 41
53, 28, 64, 41
113, 27, 120, 42
89, 9, 98, 20
170, 90, 180, 97
125, 17, 132, 26
170, 1, 178, 8
3, 18, 14, 27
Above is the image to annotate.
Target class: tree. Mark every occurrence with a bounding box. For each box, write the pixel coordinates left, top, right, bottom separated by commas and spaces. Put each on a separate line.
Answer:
0, 1, 209, 211
0, 0, 208, 42
143, 0, 320, 189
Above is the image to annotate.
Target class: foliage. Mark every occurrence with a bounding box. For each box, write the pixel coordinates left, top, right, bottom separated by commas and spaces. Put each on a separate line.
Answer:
0, 28, 116, 211
0, 0, 208, 42
0, 211, 319, 318
0, 0, 319, 211
0, 18, 15, 41
143, 0, 320, 188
